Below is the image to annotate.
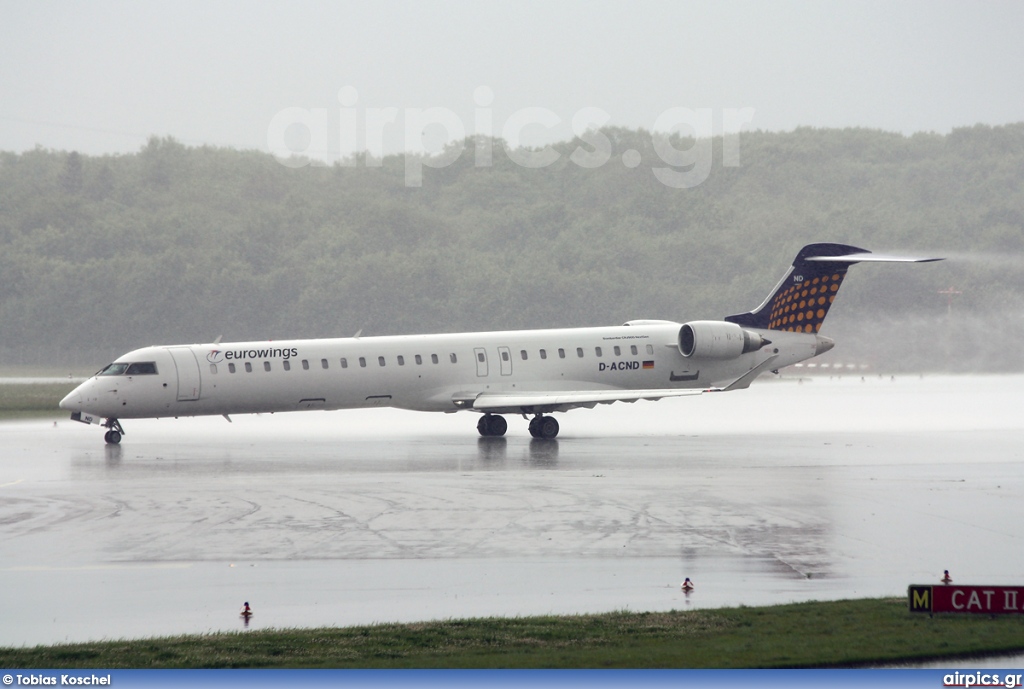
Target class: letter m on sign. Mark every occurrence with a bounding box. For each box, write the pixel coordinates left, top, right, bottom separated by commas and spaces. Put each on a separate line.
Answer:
909, 585, 933, 613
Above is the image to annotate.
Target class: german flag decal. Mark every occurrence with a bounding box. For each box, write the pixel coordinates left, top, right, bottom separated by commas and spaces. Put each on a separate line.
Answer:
642, 361, 655, 369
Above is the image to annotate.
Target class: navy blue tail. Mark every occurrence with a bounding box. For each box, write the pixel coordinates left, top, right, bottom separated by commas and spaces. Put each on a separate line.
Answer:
725, 243, 868, 333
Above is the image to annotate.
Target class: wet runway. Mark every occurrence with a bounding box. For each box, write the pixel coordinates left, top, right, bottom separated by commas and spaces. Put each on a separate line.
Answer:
2, 374, 1023, 647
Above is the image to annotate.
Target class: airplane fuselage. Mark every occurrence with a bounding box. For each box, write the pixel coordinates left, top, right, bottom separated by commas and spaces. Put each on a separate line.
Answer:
60, 321, 822, 422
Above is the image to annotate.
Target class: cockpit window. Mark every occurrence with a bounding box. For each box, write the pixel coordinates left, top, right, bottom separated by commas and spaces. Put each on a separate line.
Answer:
97, 362, 158, 376
98, 363, 129, 376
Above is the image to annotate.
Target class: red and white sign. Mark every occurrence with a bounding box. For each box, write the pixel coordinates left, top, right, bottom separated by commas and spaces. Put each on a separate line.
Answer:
909, 585, 1024, 614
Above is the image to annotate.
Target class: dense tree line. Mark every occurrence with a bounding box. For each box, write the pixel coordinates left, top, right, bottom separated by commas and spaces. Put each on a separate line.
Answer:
1, 125, 1022, 371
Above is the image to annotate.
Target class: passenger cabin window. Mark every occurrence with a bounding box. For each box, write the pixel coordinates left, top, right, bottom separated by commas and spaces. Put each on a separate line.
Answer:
340, 358, 348, 368
631, 345, 638, 355
415, 355, 423, 365
283, 360, 291, 371
378, 356, 386, 367
431, 354, 439, 364
264, 361, 272, 372
520, 350, 528, 361
450, 353, 458, 364
595, 347, 603, 357
558, 348, 565, 359
398, 355, 405, 366
359, 357, 367, 368
614, 346, 621, 356
540, 349, 547, 359
210, 364, 218, 374
576, 347, 584, 358
302, 359, 310, 370
245, 362, 253, 373
321, 359, 329, 370
646, 344, 654, 355
228, 363, 236, 374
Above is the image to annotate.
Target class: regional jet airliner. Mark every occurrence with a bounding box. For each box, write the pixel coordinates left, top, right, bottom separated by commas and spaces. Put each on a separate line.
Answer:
60, 243, 941, 444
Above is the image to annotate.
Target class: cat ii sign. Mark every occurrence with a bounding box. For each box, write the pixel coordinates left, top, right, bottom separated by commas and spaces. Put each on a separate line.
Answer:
909, 585, 1024, 614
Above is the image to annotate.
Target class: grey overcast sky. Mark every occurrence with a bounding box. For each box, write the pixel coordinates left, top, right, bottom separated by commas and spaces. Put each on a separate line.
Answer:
2, 0, 1023, 161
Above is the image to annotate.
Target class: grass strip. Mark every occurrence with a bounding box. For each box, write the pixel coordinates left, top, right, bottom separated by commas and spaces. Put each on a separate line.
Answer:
3, 598, 1024, 669
0, 382, 76, 418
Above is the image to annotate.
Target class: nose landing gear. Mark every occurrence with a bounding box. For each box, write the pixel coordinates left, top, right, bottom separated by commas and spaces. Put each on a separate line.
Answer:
103, 419, 125, 445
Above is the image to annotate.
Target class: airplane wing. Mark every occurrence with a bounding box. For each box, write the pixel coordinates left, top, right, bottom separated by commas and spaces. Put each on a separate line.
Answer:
455, 355, 782, 413
454, 388, 707, 414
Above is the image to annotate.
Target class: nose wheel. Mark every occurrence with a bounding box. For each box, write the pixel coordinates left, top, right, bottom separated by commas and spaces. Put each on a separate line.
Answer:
103, 419, 125, 445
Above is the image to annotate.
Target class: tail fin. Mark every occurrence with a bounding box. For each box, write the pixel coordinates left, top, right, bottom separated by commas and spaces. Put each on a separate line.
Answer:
725, 243, 942, 333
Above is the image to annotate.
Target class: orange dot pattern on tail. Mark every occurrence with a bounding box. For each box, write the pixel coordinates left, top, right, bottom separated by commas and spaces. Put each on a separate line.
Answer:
724, 243, 871, 332
766, 271, 847, 332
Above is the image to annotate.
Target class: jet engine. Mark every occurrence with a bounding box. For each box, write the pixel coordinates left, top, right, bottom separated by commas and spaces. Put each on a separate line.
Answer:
678, 321, 768, 359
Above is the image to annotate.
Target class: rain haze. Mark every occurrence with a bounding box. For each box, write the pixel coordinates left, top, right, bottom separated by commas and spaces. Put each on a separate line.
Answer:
2, 0, 1024, 158
3, 0, 1024, 661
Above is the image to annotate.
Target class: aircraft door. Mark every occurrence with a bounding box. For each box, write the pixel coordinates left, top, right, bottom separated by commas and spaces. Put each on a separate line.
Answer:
498, 346, 512, 376
473, 348, 488, 377
167, 347, 201, 401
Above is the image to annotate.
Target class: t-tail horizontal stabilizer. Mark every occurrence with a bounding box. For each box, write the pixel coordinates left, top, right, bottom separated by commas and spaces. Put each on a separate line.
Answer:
725, 243, 943, 333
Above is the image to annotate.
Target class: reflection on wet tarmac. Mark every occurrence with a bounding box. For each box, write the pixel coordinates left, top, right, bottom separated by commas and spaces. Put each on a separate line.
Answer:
1, 375, 1023, 647
476, 436, 560, 466
476, 436, 507, 462
103, 443, 123, 466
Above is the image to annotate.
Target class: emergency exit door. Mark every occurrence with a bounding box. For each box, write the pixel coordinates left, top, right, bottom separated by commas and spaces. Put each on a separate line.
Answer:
474, 347, 488, 377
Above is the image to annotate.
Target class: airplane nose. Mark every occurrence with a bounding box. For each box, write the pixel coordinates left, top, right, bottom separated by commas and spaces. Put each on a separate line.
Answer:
814, 335, 835, 356
59, 389, 82, 411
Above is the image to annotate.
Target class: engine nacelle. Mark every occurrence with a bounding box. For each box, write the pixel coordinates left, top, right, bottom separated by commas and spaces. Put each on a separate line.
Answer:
678, 321, 768, 359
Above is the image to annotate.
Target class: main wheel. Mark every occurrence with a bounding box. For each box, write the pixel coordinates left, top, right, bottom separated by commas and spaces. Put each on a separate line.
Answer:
538, 416, 559, 439
528, 416, 542, 438
477, 414, 507, 437
529, 415, 559, 439
105, 430, 121, 445
488, 415, 507, 437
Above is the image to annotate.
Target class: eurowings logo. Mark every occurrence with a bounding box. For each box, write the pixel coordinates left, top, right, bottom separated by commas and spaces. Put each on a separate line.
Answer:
207, 347, 299, 362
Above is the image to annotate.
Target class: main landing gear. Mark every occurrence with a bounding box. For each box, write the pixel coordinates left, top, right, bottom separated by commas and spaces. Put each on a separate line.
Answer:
476, 414, 559, 439
528, 415, 559, 440
477, 414, 507, 437
103, 418, 125, 445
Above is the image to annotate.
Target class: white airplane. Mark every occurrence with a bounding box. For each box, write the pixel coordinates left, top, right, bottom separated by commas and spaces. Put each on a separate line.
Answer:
60, 243, 941, 444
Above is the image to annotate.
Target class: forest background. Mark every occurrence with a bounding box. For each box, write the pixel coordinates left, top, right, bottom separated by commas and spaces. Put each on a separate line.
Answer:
2, 124, 1021, 372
